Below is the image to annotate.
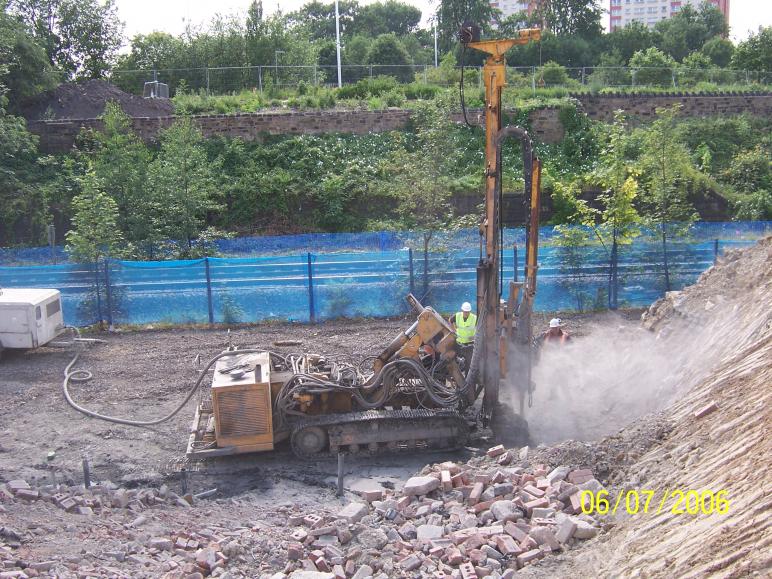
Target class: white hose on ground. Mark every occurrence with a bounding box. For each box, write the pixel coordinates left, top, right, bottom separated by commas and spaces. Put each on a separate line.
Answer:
62, 327, 262, 427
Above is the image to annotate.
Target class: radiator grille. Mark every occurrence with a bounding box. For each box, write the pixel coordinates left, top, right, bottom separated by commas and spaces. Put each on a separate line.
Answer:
217, 386, 270, 437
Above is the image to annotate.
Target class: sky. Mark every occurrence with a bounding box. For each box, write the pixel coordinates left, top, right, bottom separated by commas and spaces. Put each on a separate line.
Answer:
116, 0, 771, 45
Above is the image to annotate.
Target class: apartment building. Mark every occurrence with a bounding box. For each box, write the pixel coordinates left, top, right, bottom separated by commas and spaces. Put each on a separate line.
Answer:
610, 0, 730, 32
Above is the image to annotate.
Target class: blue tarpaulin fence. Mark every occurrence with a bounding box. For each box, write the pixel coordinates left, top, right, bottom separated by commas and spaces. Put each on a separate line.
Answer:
0, 223, 767, 327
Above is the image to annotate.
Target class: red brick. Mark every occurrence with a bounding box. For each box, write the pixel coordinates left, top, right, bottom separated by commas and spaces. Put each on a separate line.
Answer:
471, 498, 500, 514
468, 483, 484, 506
303, 514, 323, 526
451, 473, 465, 488
446, 548, 464, 565
567, 469, 594, 485
469, 549, 485, 565
494, 534, 521, 556
358, 489, 383, 502
441, 471, 452, 491
504, 521, 528, 542
460, 562, 478, 579
287, 543, 304, 561
523, 485, 545, 498
516, 548, 543, 567
524, 497, 549, 515
497, 452, 512, 466
487, 445, 505, 458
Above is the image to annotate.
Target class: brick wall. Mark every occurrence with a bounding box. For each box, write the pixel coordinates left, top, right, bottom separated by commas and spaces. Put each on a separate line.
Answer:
26, 93, 772, 154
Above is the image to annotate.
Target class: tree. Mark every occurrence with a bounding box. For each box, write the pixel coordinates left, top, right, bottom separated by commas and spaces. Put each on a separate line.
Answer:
654, 2, 727, 62
680, 51, 712, 86
365, 33, 413, 83
65, 172, 125, 262
590, 111, 642, 309
629, 47, 676, 87
730, 26, 772, 72
146, 117, 221, 256
700, 36, 734, 68
638, 105, 698, 292
87, 101, 153, 251
9, 0, 124, 79
0, 4, 56, 107
287, 0, 359, 41
537, 0, 602, 39
604, 21, 661, 65
380, 93, 464, 298
435, 0, 498, 54
0, 87, 45, 245
350, 1, 421, 37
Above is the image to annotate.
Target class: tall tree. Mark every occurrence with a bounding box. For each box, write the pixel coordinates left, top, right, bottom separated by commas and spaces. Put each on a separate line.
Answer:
638, 105, 698, 292
365, 33, 413, 82
147, 117, 221, 256
349, 1, 421, 37
654, 2, 727, 62
730, 26, 772, 72
8, 0, 123, 79
86, 101, 152, 250
604, 21, 661, 65
537, 0, 602, 39
590, 111, 642, 309
0, 3, 56, 107
435, 0, 498, 54
65, 172, 125, 262
287, 0, 359, 41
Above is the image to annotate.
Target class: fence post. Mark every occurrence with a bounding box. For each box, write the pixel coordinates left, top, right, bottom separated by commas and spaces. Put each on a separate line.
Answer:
104, 258, 113, 329
314, 64, 318, 86
94, 260, 103, 326
513, 245, 518, 282
408, 248, 415, 295
258, 66, 263, 94
206, 67, 210, 94
205, 257, 214, 324
581, 67, 586, 85
423, 66, 427, 83
531, 67, 536, 95
369, 65, 373, 79
307, 253, 316, 324
713, 238, 719, 265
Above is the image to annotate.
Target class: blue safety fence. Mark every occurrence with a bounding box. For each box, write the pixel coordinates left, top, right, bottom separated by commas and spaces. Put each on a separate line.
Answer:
2, 222, 769, 265
0, 233, 763, 327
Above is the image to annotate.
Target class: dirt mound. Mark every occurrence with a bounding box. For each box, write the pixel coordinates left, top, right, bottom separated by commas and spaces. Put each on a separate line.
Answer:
576, 237, 772, 577
20, 79, 174, 120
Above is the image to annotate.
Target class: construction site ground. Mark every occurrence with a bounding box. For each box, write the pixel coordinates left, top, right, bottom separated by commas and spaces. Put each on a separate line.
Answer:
0, 238, 770, 578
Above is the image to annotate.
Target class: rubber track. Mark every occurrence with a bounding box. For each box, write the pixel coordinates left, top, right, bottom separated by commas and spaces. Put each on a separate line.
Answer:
289, 408, 469, 459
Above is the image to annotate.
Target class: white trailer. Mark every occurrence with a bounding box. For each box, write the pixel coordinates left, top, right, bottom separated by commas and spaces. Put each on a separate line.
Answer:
0, 288, 66, 352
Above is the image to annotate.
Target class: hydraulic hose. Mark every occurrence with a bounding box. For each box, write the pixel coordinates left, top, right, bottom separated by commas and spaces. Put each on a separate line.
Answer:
62, 329, 263, 427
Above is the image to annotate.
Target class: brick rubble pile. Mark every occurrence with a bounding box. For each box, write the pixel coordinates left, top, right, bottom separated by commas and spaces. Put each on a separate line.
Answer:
277, 445, 605, 579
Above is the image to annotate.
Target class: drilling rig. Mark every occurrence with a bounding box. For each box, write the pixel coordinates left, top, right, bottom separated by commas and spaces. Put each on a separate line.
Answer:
184, 26, 543, 460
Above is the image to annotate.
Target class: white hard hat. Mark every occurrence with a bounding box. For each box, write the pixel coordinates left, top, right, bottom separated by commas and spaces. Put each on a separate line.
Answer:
461, 302, 472, 312
549, 318, 562, 328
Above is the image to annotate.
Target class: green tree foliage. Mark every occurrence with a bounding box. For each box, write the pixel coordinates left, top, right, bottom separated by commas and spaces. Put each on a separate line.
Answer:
365, 33, 413, 82
146, 118, 222, 255
604, 21, 661, 65
8, 0, 123, 79
86, 101, 152, 248
378, 93, 466, 294
287, 0, 359, 41
654, 2, 727, 62
539, 61, 569, 86
629, 47, 676, 87
590, 111, 642, 308
505, 31, 598, 68
701, 36, 734, 68
0, 3, 56, 106
638, 105, 699, 291
350, 1, 421, 37
730, 26, 772, 72
64, 172, 125, 262
0, 88, 45, 244
436, 0, 498, 54
114, 32, 182, 71
537, 0, 603, 39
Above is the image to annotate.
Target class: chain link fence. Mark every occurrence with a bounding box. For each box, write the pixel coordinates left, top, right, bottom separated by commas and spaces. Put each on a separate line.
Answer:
98, 65, 772, 97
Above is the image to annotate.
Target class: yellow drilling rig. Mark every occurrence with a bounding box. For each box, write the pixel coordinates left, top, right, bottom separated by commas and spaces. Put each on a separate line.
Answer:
184, 25, 543, 459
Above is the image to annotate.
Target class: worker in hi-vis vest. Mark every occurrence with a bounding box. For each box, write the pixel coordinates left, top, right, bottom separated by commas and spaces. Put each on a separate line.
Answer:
450, 301, 477, 372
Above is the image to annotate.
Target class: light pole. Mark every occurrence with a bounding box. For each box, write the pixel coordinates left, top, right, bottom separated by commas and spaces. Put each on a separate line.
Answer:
334, 0, 342, 87
434, 23, 438, 68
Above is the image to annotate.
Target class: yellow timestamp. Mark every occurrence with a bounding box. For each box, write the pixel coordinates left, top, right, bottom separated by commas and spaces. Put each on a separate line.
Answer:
580, 489, 730, 516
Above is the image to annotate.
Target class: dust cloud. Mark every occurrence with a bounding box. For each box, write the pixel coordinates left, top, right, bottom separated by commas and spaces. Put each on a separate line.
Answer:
503, 314, 700, 445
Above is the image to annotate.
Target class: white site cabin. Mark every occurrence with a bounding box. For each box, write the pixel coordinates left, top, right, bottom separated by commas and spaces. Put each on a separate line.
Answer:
0, 288, 66, 351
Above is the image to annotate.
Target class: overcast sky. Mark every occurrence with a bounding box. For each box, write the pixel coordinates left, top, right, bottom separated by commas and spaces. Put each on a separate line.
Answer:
117, 0, 770, 45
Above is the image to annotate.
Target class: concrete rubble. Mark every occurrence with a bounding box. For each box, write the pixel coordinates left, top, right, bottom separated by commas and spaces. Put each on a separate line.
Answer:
0, 447, 605, 578
276, 449, 604, 578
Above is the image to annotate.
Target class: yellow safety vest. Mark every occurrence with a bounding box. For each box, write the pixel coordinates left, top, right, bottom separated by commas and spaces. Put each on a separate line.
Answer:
455, 312, 477, 345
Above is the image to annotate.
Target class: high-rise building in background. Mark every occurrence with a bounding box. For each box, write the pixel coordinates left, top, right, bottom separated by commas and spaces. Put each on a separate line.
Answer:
490, 0, 542, 21
610, 0, 730, 32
